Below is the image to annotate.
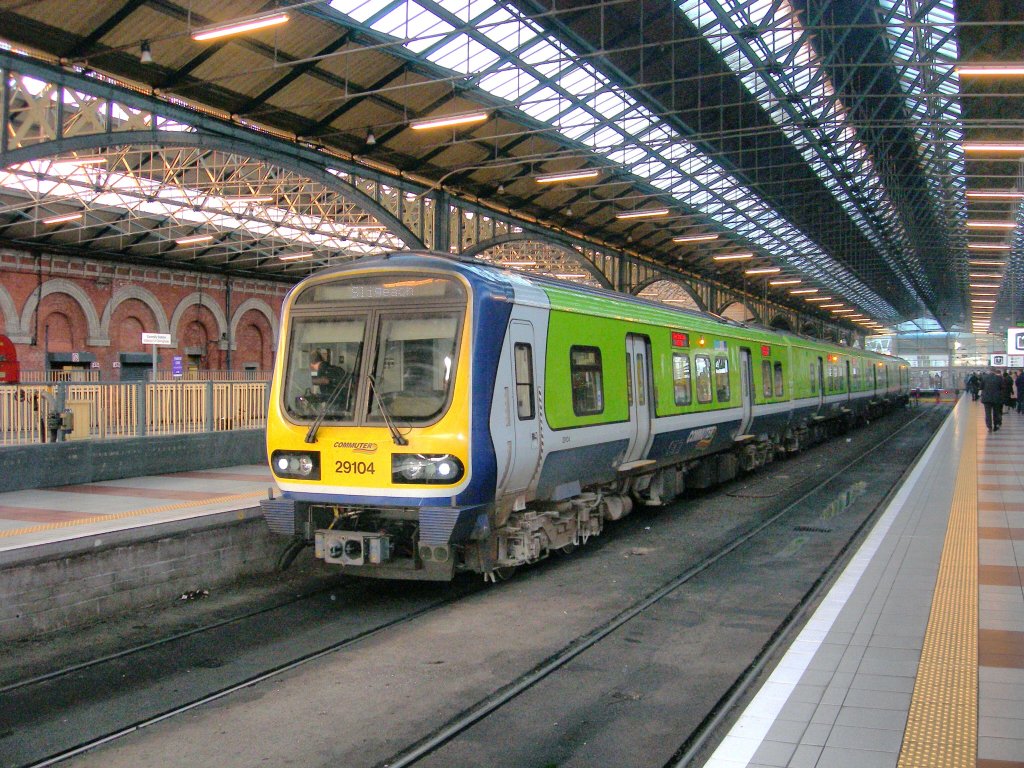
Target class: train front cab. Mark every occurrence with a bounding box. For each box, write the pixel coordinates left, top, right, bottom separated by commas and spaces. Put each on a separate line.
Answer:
263, 258, 511, 580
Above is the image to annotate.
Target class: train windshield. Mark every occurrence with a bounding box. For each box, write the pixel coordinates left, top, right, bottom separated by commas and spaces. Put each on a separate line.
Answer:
282, 273, 466, 425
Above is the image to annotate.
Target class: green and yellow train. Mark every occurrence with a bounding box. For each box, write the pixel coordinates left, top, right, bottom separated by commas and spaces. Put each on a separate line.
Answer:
261, 251, 910, 580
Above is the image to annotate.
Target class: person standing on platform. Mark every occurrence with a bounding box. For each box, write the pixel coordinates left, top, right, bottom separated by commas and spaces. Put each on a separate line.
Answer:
967, 371, 980, 401
1003, 371, 1015, 414
981, 367, 1004, 432
1016, 370, 1024, 414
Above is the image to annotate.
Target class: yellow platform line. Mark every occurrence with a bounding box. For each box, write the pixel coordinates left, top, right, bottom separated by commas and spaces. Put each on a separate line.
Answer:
0, 491, 266, 539
896, 412, 978, 768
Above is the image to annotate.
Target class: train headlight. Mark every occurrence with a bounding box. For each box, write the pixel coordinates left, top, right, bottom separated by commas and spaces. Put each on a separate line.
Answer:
391, 454, 465, 484
271, 450, 321, 480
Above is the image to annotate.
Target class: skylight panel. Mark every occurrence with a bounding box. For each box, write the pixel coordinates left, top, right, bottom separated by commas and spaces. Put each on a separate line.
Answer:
559, 67, 600, 97
520, 86, 564, 122
374, 2, 440, 43
329, 0, 394, 24
485, 12, 535, 53
587, 125, 623, 151
519, 39, 567, 78
478, 67, 533, 101
448, 0, 493, 22
589, 89, 628, 118
431, 34, 496, 73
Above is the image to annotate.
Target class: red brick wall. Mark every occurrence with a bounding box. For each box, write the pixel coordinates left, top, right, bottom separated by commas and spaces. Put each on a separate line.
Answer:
0, 248, 288, 380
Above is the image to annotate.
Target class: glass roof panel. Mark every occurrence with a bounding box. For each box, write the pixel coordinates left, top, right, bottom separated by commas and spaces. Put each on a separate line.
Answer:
324, 0, 899, 318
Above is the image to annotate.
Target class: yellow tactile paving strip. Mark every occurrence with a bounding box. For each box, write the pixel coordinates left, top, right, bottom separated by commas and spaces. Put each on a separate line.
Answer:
896, 414, 978, 768
0, 491, 265, 539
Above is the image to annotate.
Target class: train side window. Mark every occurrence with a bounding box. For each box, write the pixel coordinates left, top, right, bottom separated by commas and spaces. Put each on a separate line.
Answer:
570, 345, 604, 416
695, 354, 712, 403
715, 355, 730, 402
774, 361, 784, 397
810, 362, 817, 394
762, 360, 773, 398
513, 342, 534, 420
672, 353, 692, 405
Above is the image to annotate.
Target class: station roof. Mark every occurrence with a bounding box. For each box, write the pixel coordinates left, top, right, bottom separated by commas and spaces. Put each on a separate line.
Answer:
0, 1, 1019, 335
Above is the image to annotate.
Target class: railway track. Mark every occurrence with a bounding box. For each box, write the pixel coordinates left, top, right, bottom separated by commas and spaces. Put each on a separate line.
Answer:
2, 406, 946, 768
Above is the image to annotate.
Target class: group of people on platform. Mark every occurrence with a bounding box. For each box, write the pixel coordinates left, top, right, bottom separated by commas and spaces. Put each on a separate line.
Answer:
966, 369, 1024, 432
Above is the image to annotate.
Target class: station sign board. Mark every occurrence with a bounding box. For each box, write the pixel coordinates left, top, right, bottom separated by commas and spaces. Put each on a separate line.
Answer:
1008, 328, 1024, 355
990, 354, 1024, 368
141, 333, 172, 346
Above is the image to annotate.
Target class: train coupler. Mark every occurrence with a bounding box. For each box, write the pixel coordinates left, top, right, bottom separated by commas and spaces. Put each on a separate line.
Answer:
316, 529, 392, 566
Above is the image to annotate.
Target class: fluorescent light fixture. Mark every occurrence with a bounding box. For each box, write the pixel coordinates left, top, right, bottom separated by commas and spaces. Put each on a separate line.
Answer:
672, 233, 719, 244
535, 169, 600, 184
279, 252, 313, 262
175, 234, 214, 245
958, 64, 1024, 76
346, 223, 387, 231
499, 260, 538, 267
789, 288, 820, 295
768, 278, 802, 286
53, 155, 107, 166
831, 309, 855, 314
819, 303, 845, 308
971, 292, 998, 296
966, 190, 1024, 199
712, 252, 753, 261
970, 283, 1000, 289
805, 296, 833, 302
743, 266, 781, 275
192, 11, 289, 41
42, 212, 82, 224
964, 142, 1024, 153
966, 220, 1017, 229
615, 208, 670, 220
969, 260, 1006, 266
409, 111, 489, 131
663, 298, 691, 303
973, 299, 997, 304
970, 273, 1002, 278
554, 273, 588, 279
224, 195, 274, 204
968, 243, 1011, 250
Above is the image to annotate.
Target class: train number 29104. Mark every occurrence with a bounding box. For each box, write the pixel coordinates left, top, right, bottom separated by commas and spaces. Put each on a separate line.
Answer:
335, 460, 375, 475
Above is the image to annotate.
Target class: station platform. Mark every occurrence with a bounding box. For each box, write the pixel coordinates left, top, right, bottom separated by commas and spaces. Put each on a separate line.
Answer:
0, 464, 273, 563
705, 394, 1024, 768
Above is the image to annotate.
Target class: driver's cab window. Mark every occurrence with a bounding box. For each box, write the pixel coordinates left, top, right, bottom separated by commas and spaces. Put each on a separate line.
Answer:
284, 317, 365, 421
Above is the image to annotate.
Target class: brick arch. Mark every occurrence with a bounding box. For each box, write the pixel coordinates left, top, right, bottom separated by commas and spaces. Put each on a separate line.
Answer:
230, 298, 279, 351
717, 300, 759, 324
100, 285, 169, 340
632, 278, 706, 312
0, 284, 27, 342
19, 278, 105, 346
170, 293, 228, 348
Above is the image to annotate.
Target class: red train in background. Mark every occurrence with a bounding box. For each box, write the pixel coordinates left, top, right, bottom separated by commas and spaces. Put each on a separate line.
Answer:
0, 335, 20, 384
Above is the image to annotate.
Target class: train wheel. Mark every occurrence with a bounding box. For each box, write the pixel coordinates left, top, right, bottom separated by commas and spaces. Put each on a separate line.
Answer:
558, 543, 577, 555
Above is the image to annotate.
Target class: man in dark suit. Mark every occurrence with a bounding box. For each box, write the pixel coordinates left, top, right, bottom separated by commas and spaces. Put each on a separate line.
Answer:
981, 367, 1005, 432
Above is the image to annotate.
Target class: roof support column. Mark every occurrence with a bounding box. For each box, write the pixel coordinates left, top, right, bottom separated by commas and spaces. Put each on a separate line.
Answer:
433, 191, 450, 254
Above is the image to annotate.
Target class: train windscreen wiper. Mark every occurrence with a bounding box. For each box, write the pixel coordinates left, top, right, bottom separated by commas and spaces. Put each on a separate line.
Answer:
366, 374, 408, 446
304, 370, 354, 444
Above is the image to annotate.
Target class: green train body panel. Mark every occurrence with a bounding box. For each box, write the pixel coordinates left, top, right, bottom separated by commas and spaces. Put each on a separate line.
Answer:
539, 283, 906, 431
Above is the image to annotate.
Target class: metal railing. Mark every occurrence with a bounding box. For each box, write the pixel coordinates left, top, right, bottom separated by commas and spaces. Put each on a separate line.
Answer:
0, 380, 269, 446
18, 369, 272, 383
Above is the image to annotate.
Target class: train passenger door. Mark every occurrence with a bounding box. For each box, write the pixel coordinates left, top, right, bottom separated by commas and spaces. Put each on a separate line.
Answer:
503, 321, 541, 494
624, 334, 654, 463
816, 357, 825, 409
739, 348, 754, 434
